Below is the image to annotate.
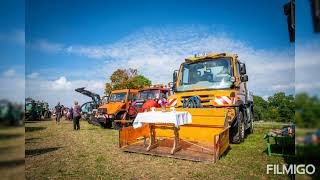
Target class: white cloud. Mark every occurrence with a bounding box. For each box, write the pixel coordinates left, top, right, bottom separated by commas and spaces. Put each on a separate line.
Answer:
3, 69, 16, 77
295, 41, 320, 96
0, 68, 24, 103
26, 76, 105, 107
0, 29, 25, 45
271, 83, 295, 91
51, 76, 72, 90
28, 26, 295, 103
27, 72, 40, 79
28, 39, 64, 53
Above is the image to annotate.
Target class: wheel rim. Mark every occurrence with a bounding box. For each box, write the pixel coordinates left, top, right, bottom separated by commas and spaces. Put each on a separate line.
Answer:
240, 112, 244, 138
241, 122, 245, 138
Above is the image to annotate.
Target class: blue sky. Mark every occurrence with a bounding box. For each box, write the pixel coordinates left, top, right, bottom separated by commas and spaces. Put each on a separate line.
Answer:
2, 0, 314, 106
295, 0, 320, 96
296, 0, 320, 42
26, 0, 293, 77
26, 0, 291, 48
0, 0, 24, 71
0, 0, 25, 102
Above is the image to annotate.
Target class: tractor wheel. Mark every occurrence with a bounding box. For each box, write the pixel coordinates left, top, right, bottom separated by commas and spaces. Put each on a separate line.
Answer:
231, 110, 245, 144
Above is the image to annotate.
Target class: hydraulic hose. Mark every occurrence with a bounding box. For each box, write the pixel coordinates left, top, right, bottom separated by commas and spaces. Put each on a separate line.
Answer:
182, 96, 202, 108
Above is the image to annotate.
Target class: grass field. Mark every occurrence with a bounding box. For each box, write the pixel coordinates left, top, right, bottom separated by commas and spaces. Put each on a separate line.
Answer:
23, 119, 296, 180
0, 125, 25, 180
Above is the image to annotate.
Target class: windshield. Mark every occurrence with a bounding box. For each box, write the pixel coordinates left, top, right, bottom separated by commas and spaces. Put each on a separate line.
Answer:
139, 90, 160, 100
177, 58, 233, 92
109, 92, 127, 102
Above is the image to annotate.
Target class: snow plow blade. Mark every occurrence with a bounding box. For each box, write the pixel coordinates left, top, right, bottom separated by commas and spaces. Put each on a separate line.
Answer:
119, 108, 231, 162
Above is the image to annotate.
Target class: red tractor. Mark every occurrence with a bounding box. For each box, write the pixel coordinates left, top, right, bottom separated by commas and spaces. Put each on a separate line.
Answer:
113, 86, 169, 129
129, 87, 169, 115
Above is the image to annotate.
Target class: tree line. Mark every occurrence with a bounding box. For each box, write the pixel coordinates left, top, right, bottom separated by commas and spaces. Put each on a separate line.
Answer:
254, 92, 320, 128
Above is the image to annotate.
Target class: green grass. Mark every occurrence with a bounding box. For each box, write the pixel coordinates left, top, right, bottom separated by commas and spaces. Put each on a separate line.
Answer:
25, 119, 294, 179
0, 125, 25, 180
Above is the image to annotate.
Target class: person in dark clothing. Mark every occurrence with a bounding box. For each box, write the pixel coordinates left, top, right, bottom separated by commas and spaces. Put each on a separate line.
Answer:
69, 107, 73, 121
73, 101, 81, 130
55, 102, 62, 124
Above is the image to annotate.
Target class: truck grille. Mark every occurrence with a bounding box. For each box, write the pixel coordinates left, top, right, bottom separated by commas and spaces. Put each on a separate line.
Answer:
180, 95, 214, 106
98, 108, 107, 114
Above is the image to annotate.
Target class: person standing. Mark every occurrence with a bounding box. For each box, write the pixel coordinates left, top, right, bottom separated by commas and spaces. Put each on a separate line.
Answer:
73, 101, 81, 130
68, 106, 73, 121
55, 102, 62, 124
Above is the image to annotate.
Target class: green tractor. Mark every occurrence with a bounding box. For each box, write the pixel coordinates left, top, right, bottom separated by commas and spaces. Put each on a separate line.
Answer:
25, 100, 40, 121
25, 98, 51, 121
0, 100, 23, 126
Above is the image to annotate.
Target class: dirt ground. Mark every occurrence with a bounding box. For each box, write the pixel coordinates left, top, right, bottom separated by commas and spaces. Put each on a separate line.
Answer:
24, 118, 292, 180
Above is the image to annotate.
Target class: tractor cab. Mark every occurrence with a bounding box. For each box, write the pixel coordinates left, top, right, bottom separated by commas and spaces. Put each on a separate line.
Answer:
96, 89, 139, 128
132, 87, 169, 113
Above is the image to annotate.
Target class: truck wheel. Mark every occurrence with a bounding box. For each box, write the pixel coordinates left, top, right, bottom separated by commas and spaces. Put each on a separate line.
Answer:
231, 110, 245, 144
247, 110, 254, 134
112, 122, 122, 130
99, 120, 112, 128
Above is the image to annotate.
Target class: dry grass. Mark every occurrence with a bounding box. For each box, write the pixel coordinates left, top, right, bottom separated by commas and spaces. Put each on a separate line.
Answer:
25, 119, 292, 179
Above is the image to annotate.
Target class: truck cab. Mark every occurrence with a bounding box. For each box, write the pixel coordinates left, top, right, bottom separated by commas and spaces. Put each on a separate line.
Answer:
169, 53, 254, 143
96, 89, 139, 128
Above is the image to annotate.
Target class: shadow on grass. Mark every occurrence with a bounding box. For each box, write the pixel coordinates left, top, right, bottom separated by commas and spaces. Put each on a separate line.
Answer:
25, 121, 41, 124
262, 143, 295, 179
41, 118, 54, 121
25, 137, 42, 144
0, 146, 18, 154
26, 147, 62, 157
0, 134, 23, 140
295, 144, 320, 179
25, 126, 46, 132
0, 159, 24, 168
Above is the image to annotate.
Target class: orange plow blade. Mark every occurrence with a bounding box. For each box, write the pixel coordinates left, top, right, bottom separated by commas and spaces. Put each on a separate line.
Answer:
119, 108, 231, 162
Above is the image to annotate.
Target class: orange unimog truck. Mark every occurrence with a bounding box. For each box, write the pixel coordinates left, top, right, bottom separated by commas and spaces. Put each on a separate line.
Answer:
96, 89, 139, 129
119, 53, 254, 162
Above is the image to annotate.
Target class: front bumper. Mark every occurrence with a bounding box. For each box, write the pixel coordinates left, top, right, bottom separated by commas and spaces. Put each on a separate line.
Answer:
96, 114, 114, 123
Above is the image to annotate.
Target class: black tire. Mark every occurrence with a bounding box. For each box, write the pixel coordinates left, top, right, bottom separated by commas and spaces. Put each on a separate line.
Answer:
99, 119, 112, 128
230, 110, 245, 144
112, 121, 122, 130
247, 109, 254, 134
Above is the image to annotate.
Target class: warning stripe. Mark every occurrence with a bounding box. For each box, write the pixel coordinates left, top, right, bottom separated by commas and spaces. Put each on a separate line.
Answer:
214, 96, 232, 106
167, 98, 177, 107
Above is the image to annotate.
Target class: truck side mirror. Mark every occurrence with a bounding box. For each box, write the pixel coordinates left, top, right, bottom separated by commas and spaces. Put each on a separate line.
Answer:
240, 63, 246, 75
172, 70, 178, 91
241, 74, 248, 82
173, 70, 178, 82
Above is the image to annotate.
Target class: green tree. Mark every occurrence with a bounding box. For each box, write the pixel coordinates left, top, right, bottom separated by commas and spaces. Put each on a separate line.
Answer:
105, 69, 152, 95
253, 92, 295, 123
131, 75, 152, 89
295, 93, 320, 128
253, 95, 268, 121
268, 92, 295, 123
